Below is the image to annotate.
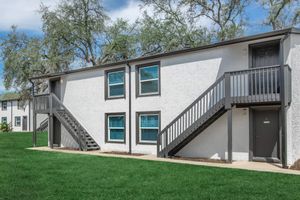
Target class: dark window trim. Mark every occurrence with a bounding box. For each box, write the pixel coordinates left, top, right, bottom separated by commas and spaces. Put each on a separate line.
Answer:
135, 61, 161, 98
1, 117, 7, 123
136, 111, 161, 145
104, 67, 126, 100
105, 112, 126, 144
14, 116, 21, 127
1, 101, 7, 111
248, 39, 280, 68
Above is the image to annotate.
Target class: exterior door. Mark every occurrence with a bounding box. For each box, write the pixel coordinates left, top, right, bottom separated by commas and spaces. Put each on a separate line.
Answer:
253, 109, 279, 160
50, 78, 61, 147
249, 41, 280, 95
50, 79, 61, 99
251, 41, 280, 68
22, 116, 28, 131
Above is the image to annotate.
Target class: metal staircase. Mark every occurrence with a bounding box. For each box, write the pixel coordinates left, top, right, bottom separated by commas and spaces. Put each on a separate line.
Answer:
36, 118, 48, 132
158, 65, 291, 157
50, 93, 100, 151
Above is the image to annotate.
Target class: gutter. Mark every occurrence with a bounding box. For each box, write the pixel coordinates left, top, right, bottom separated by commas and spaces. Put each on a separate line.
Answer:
126, 62, 132, 154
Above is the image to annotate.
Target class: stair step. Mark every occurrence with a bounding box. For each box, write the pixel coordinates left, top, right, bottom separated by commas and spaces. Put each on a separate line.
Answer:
86, 146, 100, 151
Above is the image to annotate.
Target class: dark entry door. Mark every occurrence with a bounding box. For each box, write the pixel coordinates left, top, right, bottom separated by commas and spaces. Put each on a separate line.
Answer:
251, 42, 280, 68
50, 78, 61, 147
22, 116, 28, 131
50, 79, 61, 99
249, 41, 280, 95
253, 109, 279, 159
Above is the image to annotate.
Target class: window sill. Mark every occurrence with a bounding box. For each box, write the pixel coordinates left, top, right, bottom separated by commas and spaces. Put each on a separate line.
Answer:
137, 142, 157, 145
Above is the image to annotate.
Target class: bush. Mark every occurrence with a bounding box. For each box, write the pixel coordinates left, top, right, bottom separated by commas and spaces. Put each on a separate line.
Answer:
0, 123, 12, 132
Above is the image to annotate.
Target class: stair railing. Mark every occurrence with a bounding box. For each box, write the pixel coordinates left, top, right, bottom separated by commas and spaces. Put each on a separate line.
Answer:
50, 93, 87, 150
37, 118, 48, 131
157, 75, 226, 156
157, 65, 288, 157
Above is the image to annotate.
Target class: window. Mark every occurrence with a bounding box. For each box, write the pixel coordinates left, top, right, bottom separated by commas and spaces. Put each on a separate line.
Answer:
15, 116, 21, 127
106, 68, 125, 99
1, 101, 7, 111
1, 117, 7, 123
137, 62, 160, 96
137, 112, 160, 144
105, 113, 125, 143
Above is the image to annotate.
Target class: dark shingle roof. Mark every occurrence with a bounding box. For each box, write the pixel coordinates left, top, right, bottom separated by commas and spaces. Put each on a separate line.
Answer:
0, 93, 21, 101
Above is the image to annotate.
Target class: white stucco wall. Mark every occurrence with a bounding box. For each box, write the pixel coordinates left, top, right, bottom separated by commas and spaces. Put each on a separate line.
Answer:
57, 34, 295, 161
0, 100, 32, 132
176, 108, 249, 161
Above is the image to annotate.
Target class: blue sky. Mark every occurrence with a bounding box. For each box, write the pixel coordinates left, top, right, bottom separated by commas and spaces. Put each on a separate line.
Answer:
0, 0, 271, 93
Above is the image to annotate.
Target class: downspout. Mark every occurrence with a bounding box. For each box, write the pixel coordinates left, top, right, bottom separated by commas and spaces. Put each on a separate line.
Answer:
279, 33, 290, 168
29, 79, 36, 147
126, 62, 132, 154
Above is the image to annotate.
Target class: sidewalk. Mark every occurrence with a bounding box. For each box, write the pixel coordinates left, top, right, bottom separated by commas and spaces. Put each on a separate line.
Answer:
28, 146, 300, 175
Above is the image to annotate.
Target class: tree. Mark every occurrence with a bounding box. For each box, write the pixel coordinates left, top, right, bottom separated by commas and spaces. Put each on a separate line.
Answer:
259, 0, 300, 30
182, 0, 249, 41
100, 19, 138, 63
40, 0, 108, 66
139, 0, 212, 55
0, 26, 70, 98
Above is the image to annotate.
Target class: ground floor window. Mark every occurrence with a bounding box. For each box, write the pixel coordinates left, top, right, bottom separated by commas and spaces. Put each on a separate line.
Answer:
137, 111, 160, 144
14, 116, 21, 127
1, 117, 7, 123
105, 113, 125, 143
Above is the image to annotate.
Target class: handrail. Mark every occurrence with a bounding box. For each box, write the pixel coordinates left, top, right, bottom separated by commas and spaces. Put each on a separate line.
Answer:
33, 93, 50, 97
226, 65, 280, 74
159, 74, 225, 134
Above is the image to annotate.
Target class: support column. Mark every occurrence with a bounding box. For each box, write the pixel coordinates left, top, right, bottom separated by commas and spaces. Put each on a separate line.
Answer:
33, 112, 37, 147
227, 109, 233, 163
279, 36, 288, 168
49, 94, 54, 149
225, 72, 233, 163
49, 114, 54, 149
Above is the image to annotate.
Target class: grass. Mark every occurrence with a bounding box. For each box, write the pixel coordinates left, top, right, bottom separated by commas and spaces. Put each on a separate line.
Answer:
0, 133, 300, 200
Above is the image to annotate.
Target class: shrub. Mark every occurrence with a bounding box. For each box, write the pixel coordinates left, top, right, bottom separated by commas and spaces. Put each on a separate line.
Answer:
0, 122, 12, 132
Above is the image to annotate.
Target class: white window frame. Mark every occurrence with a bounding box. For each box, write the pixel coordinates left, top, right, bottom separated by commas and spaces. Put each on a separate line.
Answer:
15, 116, 21, 127
139, 113, 159, 144
107, 70, 125, 98
107, 115, 125, 142
138, 65, 159, 96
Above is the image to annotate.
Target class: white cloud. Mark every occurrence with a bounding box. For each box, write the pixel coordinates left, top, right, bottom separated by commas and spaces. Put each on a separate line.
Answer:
0, 0, 60, 31
109, 0, 149, 23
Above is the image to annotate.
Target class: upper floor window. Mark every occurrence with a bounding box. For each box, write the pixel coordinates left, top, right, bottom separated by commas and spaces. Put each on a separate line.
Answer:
1, 101, 7, 111
1, 117, 7, 123
105, 68, 125, 99
15, 116, 21, 127
105, 113, 125, 143
137, 111, 160, 144
137, 62, 160, 97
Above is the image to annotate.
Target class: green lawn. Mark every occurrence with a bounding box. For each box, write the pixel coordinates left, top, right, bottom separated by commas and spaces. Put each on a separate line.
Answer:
0, 133, 299, 200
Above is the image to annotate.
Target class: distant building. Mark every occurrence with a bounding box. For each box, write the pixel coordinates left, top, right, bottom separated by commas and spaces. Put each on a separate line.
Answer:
0, 93, 32, 131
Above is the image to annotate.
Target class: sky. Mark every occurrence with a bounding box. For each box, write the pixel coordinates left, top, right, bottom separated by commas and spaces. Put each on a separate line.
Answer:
0, 0, 270, 93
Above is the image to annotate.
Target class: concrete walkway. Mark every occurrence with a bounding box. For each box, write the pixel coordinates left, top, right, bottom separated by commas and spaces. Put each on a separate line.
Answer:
28, 146, 300, 175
